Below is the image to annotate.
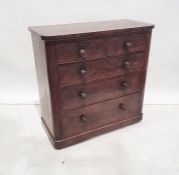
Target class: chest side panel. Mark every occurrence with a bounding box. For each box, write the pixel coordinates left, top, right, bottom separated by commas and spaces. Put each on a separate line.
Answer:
31, 33, 55, 137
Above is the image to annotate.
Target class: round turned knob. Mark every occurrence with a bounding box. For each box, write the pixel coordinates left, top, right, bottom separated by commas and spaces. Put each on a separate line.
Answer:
119, 103, 127, 111
80, 49, 87, 58
80, 115, 88, 123
79, 68, 87, 75
120, 81, 129, 89
79, 91, 87, 98
122, 61, 131, 69
125, 42, 133, 50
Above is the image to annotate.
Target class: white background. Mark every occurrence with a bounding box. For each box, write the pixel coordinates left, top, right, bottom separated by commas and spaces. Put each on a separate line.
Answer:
0, 1, 179, 174
0, 0, 179, 105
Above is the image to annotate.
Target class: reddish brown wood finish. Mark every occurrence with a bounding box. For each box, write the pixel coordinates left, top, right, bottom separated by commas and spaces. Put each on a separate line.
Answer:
58, 52, 146, 86
29, 19, 153, 40
59, 71, 144, 111
61, 93, 142, 138
29, 19, 154, 149
30, 33, 55, 136
55, 33, 147, 64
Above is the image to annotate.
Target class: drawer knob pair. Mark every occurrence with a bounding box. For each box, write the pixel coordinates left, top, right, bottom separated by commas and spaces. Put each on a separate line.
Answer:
119, 103, 127, 111
80, 104, 126, 124
79, 91, 87, 98
80, 49, 87, 58
124, 42, 133, 50
80, 115, 88, 123
120, 81, 129, 89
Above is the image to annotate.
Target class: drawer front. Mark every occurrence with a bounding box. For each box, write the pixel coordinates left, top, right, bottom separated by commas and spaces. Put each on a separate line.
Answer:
61, 93, 142, 138
58, 52, 146, 87
56, 38, 106, 64
59, 71, 144, 111
106, 34, 147, 56
56, 34, 148, 64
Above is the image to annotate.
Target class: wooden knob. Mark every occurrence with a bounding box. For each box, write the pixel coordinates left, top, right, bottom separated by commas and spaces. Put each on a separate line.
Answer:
122, 61, 131, 69
119, 103, 127, 111
79, 91, 87, 98
79, 68, 87, 75
125, 42, 132, 50
80, 115, 88, 123
120, 81, 129, 89
80, 49, 87, 58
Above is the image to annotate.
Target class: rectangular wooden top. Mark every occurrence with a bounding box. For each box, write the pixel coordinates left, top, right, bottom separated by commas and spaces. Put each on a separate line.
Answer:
29, 19, 154, 41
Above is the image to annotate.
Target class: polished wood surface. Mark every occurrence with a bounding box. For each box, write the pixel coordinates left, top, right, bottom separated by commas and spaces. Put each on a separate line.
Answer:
29, 19, 153, 40
29, 19, 154, 149
55, 33, 147, 64
59, 71, 144, 111
61, 93, 142, 138
58, 52, 146, 86
31, 33, 55, 136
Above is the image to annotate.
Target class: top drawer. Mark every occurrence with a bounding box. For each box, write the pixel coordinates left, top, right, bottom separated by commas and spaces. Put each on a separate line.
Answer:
56, 33, 148, 64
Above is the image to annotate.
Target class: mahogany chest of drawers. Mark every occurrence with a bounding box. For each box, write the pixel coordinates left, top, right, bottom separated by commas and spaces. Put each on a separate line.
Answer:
29, 19, 154, 149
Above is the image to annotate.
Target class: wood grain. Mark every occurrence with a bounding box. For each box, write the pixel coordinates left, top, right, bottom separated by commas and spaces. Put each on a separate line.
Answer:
29, 19, 154, 149
61, 93, 142, 138
55, 33, 148, 64
29, 19, 154, 41
59, 71, 144, 111
58, 52, 146, 87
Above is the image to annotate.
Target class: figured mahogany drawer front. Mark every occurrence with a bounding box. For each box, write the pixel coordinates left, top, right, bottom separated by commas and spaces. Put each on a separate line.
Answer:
59, 71, 144, 111
56, 34, 148, 64
58, 52, 146, 87
61, 93, 141, 138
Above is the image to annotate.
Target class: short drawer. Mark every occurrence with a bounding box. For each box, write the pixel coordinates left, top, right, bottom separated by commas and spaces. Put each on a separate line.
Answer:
58, 52, 146, 87
56, 34, 148, 64
61, 93, 142, 138
59, 71, 144, 111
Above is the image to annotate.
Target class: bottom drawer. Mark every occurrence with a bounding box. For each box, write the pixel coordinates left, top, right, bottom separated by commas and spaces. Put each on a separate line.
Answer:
61, 93, 142, 138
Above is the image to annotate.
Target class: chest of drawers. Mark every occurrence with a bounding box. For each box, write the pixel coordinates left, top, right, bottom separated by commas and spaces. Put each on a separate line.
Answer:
29, 19, 154, 149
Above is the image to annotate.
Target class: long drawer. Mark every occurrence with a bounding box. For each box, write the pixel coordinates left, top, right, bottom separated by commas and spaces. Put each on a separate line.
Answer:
61, 93, 142, 138
58, 52, 146, 87
56, 33, 148, 64
59, 71, 144, 111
